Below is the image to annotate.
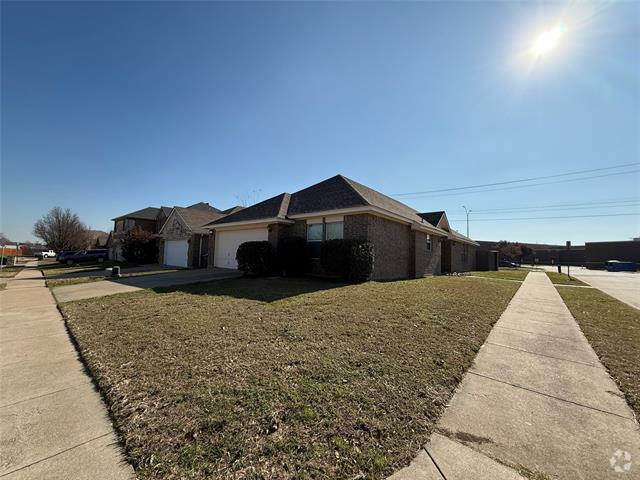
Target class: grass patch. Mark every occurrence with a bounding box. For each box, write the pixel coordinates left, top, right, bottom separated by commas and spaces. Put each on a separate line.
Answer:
0, 266, 24, 278
557, 286, 640, 417
61, 276, 519, 479
46, 269, 181, 288
40, 261, 140, 277
467, 269, 530, 282
545, 272, 587, 286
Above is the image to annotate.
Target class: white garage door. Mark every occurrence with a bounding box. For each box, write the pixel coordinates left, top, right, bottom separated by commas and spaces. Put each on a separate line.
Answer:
164, 240, 189, 268
214, 228, 268, 269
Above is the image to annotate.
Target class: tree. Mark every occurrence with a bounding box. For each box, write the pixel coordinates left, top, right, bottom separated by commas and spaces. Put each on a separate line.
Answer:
33, 207, 90, 251
121, 226, 158, 264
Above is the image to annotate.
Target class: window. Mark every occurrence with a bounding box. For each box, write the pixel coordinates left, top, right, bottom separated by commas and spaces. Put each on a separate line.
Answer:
426, 234, 432, 252
125, 219, 135, 230
325, 221, 344, 240
307, 223, 323, 258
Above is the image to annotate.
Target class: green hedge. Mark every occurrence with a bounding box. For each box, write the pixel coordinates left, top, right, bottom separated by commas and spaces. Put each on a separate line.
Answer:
236, 241, 275, 276
277, 236, 308, 276
320, 239, 374, 282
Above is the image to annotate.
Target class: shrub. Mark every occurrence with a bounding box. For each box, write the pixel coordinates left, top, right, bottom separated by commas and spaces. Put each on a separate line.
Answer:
236, 241, 275, 276
277, 236, 308, 276
320, 239, 374, 282
121, 226, 158, 264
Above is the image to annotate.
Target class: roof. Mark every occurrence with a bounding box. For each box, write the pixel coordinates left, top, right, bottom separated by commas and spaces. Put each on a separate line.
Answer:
187, 202, 221, 213
206, 193, 291, 226
418, 211, 446, 228
159, 206, 173, 217
206, 175, 449, 233
111, 207, 160, 221
447, 229, 480, 246
220, 206, 245, 215
174, 207, 225, 234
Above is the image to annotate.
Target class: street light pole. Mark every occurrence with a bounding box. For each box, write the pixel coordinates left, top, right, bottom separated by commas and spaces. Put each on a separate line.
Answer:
462, 205, 472, 237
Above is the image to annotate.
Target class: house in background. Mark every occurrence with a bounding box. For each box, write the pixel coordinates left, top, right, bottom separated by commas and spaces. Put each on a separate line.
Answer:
158, 203, 243, 268
205, 175, 478, 280
418, 211, 478, 273
108, 206, 172, 261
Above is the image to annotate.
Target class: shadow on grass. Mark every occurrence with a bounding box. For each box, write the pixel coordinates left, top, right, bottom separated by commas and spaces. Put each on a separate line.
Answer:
151, 275, 347, 303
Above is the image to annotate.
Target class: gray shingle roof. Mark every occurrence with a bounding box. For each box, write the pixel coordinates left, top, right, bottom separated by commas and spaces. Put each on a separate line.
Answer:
207, 193, 291, 226
175, 206, 224, 234
220, 206, 245, 215
418, 211, 446, 228
112, 207, 160, 221
205, 175, 445, 233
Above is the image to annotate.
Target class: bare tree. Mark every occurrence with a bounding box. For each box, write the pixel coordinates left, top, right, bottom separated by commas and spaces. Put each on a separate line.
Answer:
33, 207, 90, 251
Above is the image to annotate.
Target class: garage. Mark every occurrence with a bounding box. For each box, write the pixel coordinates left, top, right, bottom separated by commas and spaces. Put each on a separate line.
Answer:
214, 228, 268, 269
164, 239, 189, 268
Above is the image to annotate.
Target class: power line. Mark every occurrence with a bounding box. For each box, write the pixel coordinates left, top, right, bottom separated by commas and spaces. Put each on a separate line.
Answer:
450, 212, 640, 222
396, 169, 640, 199
472, 198, 639, 213
393, 161, 640, 196
472, 202, 640, 215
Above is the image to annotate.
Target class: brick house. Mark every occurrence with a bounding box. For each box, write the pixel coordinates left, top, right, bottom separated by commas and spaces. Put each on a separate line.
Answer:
108, 206, 172, 261
158, 203, 243, 268
204, 175, 477, 280
418, 211, 478, 273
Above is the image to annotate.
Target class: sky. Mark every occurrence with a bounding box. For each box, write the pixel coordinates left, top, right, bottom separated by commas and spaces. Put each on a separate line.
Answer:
2, 1, 639, 245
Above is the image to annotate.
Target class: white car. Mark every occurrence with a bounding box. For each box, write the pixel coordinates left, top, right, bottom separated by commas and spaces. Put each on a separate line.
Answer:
37, 250, 56, 259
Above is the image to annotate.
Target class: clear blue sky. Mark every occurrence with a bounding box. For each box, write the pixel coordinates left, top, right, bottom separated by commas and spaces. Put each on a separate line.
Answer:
2, 1, 639, 245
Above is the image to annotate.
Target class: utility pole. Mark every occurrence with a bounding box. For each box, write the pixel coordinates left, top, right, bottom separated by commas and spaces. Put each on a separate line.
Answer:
462, 205, 472, 237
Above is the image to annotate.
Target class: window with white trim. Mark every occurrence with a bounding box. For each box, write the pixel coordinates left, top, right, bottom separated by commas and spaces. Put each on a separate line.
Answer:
426, 234, 432, 252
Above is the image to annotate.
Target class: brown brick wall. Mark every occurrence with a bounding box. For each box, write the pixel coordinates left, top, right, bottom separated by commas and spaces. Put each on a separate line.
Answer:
447, 241, 477, 273
344, 214, 413, 280
158, 239, 165, 265
414, 232, 443, 277
207, 232, 216, 269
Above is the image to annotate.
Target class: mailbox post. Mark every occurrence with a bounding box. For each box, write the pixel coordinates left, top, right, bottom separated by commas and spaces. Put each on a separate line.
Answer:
566, 241, 571, 280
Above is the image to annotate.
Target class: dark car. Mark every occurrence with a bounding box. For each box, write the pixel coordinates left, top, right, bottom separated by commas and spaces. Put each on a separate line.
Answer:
56, 250, 77, 262
62, 249, 109, 265
499, 260, 520, 268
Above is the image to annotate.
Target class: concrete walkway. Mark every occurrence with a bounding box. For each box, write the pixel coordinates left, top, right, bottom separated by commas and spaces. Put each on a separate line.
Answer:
0, 267, 134, 479
51, 267, 242, 303
390, 272, 640, 480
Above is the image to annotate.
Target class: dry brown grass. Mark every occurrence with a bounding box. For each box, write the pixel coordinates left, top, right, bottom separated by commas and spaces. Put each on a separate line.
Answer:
557, 286, 640, 418
62, 276, 519, 479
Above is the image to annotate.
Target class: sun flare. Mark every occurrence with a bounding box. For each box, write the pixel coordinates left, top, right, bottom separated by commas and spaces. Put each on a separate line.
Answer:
531, 24, 566, 57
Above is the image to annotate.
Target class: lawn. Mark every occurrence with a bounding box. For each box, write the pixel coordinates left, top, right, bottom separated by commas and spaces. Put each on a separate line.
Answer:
0, 266, 24, 278
40, 261, 140, 277
467, 269, 530, 282
46, 269, 181, 288
557, 286, 640, 418
545, 271, 587, 286
61, 276, 520, 479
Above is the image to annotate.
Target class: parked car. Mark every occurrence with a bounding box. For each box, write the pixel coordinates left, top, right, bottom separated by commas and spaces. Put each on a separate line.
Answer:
35, 249, 56, 259
56, 250, 78, 263
61, 249, 109, 265
499, 260, 520, 268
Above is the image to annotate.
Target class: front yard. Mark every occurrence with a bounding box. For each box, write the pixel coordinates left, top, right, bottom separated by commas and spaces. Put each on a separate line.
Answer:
61, 276, 519, 479
557, 286, 640, 418
40, 262, 181, 288
467, 269, 530, 282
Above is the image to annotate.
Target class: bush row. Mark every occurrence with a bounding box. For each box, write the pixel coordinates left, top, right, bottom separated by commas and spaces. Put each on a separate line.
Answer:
235, 237, 374, 282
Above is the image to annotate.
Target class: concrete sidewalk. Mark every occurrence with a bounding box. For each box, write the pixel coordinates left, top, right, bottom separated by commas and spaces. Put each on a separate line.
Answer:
0, 267, 134, 479
390, 272, 640, 480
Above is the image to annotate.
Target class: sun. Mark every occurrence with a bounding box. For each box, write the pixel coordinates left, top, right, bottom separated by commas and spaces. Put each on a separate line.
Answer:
531, 24, 566, 57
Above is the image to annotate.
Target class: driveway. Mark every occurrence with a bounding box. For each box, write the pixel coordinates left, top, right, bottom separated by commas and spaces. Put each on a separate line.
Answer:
0, 267, 133, 479
546, 266, 640, 310
51, 267, 242, 303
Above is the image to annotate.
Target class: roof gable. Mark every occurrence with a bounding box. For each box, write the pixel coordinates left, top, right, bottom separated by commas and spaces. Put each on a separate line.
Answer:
287, 175, 367, 216
112, 207, 160, 221
207, 193, 291, 226
418, 211, 449, 231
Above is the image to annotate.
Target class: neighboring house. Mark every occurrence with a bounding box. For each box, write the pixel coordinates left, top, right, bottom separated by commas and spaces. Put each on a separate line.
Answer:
108, 206, 172, 261
418, 211, 479, 273
205, 175, 478, 280
158, 203, 243, 268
